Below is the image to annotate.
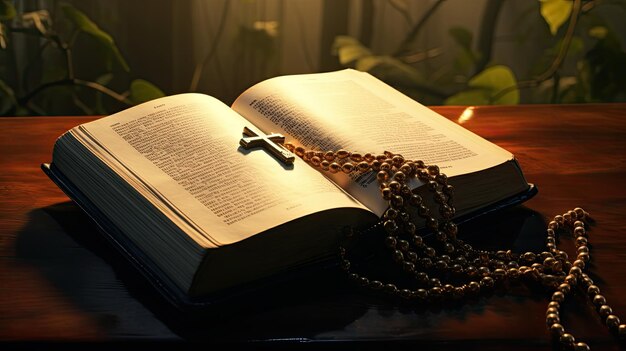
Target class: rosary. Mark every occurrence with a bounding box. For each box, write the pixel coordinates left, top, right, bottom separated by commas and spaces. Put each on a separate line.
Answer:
277, 142, 624, 351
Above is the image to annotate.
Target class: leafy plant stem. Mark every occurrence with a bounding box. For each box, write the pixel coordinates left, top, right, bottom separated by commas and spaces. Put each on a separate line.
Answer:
474, 0, 505, 75
393, 0, 445, 57
189, 0, 230, 92
491, 0, 582, 103
18, 78, 132, 108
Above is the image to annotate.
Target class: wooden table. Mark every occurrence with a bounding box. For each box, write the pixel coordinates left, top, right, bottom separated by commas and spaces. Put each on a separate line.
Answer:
2, 104, 626, 350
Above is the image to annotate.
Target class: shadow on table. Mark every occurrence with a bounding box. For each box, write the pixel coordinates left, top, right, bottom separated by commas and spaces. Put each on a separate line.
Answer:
14, 201, 553, 343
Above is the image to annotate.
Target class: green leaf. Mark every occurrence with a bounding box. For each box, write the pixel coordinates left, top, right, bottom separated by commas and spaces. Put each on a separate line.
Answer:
449, 27, 473, 50
444, 89, 490, 105
61, 3, 130, 72
539, 0, 573, 35
0, 0, 16, 21
129, 79, 164, 104
333, 36, 372, 66
446, 65, 519, 105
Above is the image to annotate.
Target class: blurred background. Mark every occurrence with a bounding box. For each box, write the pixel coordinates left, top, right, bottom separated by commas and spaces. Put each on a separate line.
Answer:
1, 0, 625, 116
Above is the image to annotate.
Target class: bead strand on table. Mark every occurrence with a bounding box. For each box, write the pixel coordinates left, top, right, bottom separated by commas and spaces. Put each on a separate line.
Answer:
282, 142, 625, 350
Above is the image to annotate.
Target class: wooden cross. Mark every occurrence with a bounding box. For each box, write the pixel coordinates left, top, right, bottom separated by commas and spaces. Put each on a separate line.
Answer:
239, 126, 295, 165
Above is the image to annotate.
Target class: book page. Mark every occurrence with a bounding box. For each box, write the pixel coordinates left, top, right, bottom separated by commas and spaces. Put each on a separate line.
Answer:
71, 94, 369, 246
232, 69, 513, 216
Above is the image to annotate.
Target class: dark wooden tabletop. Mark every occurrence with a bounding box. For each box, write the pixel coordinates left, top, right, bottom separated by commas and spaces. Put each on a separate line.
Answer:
2, 104, 626, 350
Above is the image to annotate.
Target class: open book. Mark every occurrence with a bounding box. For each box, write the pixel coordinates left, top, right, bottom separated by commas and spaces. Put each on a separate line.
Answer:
44, 69, 533, 304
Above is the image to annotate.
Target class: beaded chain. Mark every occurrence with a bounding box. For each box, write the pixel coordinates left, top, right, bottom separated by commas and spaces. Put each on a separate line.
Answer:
283, 142, 625, 351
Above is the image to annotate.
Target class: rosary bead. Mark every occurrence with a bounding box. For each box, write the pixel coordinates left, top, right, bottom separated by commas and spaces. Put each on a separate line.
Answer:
522, 252, 537, 263
493, 268, 506, 280
548, 221, 559, 230
427, 180, 438, 191
430, 278, 442, 287
398, 240, 410, 252
358, 276, 370, 286
427, 165, 440, 176
341, 260, 351, 271
283, 142, 295, 151
384, 208, 398, 220
414, 288, 428, 300
388, 181, 401, 191
349, 153, 363, 162
546, 313, 560, 326
384, 283, 398, 294
375, 154, 387, 161
587, 284, 600, 296
480, 276, 495, 289
547, 228, 555, 237
398, 288, 412, 299
341, 163, 355, 173
549, 301, 560, 309
550, 323, 565, 337
403, 262, 416, 273
574, 342, 590, 351
540, 251, 554, 260
575, 236, 588, 247
380, 162, 392, 171
310, 156, 321, 166
417, 169, 429, 180
349, 273, 359, 281
294, 146, 305, 157
531, 263, 544, 272
369, 280, 383, 290
564, 274, 577, 285
435, 173, 448, 185
560, 333, 576, 347
336, 149, 350, 159
593, 294, 607, 307
508, 267, 520, 280
371, 160, 382, 171
400, 164, 412, 175
582, 274, 594, 287
381, 188, 392, 201
363, 153, 375, 162
428, 287, 443, 300
435, 260, 448, 270
393, 171, 406, 182
323, 151, 335, 161
543, 257, 557, 270
398, 211, 410, 223
599, 305, 613, 319
435, 230, 447, 241
569, 266, 582, 277
563, 212, 572, 223
392, 250, 404, 263
558, 283, 571, 294
392, 155, 405, 165
391, 195, 404, 208
434, 191, 447, 204
304, 150, 315, 159
554, 215, 565, 225
424, 247, 436, 258
444, 243, 455, 254
618, 324, 626, 338
444, 222, 458, 237
573, 259, 586, 269
357, 161, 371, 172
443, 184, 454, 196
467, 281, 481, 294
413, 235, 424, 247
406, 251, 418, 263
606, 315, 621, 329
384, 220, 398, 234
546, 307, 559, 316
465, 266, 479, 278
329, 162, 341, 173
552, 291, 565, 303
376, 171, 389, 182
574, 227, 587, 236
574, 207, 585, 218
577, 246, 589, 254
320, 160, 330, 170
